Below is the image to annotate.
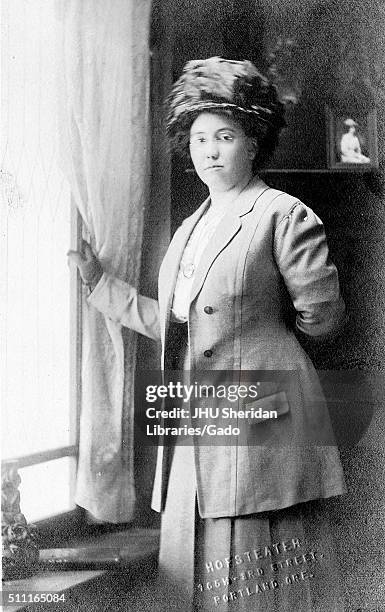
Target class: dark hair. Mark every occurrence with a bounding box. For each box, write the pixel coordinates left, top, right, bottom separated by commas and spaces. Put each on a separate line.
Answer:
167, 108, 282, 171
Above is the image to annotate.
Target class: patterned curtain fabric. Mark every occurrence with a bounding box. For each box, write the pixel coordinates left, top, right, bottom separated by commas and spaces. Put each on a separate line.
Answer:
56, 0, 152, 522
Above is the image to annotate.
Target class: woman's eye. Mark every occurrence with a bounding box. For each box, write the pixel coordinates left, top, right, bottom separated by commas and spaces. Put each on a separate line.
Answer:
220, 134, 233, 141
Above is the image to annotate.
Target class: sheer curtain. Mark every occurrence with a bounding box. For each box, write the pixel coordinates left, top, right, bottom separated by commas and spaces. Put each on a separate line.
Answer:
56, 0, 152, 522
1, 0, 74, 521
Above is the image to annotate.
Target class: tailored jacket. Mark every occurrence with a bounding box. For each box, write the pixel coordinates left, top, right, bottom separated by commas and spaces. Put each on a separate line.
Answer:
89, 176, 347, 518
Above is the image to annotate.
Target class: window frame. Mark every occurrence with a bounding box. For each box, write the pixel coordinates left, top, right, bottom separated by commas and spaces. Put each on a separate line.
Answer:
1, 200, 82, 524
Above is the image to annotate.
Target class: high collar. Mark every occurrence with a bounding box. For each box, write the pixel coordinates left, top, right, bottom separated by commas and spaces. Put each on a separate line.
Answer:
180, 175, 268, 233
225, 175, 269, 217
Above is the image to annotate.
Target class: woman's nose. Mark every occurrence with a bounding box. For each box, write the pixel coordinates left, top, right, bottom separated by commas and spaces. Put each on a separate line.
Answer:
205, 139, 219, 158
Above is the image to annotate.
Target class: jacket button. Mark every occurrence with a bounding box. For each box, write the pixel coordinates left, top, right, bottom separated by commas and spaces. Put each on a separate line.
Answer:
204, 349, 213, 358
204, 306, 214, 314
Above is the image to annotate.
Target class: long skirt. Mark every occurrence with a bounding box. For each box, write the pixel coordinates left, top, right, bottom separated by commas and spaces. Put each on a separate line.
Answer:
156, 444, 345, 612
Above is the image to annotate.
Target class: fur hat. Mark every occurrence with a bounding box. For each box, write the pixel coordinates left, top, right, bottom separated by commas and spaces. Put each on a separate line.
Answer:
166, 56, 285, 136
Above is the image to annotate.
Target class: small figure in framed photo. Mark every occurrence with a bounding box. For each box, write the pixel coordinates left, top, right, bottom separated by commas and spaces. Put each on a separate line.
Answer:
326, 107, 378, 170
340, 118, 370, 164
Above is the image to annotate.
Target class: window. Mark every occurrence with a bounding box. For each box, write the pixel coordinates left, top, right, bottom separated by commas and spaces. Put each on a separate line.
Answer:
1, 0, 80, 522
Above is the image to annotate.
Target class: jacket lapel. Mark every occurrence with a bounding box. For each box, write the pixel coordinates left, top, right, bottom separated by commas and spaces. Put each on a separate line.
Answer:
189, 177, 270, 306
158, 197, 210, 341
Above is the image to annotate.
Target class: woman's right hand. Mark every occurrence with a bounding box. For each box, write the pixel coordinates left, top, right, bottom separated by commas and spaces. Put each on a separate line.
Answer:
67, 241, 103, 291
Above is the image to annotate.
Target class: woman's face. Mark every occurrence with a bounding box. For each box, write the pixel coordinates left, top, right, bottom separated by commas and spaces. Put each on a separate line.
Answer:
189, 112, 256, 192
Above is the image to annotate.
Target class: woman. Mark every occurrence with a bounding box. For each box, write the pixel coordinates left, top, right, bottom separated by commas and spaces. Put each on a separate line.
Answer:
340, 117, 370, 163
68, 57, 346, 611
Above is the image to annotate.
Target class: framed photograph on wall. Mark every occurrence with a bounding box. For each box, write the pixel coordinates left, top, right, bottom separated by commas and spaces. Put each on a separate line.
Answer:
326, 107, 378, 170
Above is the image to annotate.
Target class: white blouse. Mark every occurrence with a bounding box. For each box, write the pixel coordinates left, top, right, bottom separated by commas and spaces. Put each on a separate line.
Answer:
171, 205, 228, 322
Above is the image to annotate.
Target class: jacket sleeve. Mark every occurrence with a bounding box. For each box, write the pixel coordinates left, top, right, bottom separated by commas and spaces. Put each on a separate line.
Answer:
87, 272, 160, 341
274, 201, 346, 338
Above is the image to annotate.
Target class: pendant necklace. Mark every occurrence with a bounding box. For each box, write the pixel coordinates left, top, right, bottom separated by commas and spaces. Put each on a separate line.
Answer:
182, 262, 195, 279
181, 217, 207, 278
181, 207, 226, 279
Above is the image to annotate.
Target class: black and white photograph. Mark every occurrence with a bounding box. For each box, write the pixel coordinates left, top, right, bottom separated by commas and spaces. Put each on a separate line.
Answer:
1, 1, 385, 611
326, 107, 379, 170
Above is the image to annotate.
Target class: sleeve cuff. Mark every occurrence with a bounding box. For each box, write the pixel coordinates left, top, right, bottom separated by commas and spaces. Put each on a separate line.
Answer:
87, 271, 109, 304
